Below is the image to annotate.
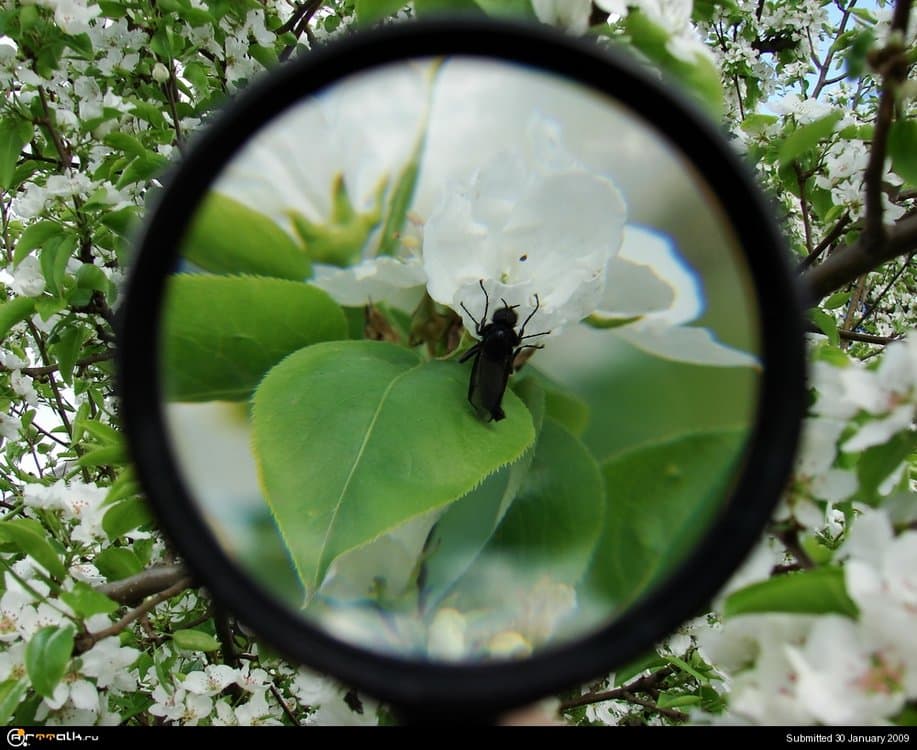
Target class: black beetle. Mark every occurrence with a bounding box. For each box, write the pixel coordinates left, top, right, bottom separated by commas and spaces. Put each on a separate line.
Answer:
459, 280, 549, 422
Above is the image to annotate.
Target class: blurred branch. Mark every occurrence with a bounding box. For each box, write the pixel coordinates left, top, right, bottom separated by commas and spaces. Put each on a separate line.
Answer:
95, 563, 190, 605
862, 0, 911, 249
279, 0, 323, 62
801, 213, 917, 302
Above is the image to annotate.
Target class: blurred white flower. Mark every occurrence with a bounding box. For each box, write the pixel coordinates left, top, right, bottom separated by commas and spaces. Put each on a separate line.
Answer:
427, 608, 467, 661
42, 0, 100, 35
597, 226, 760, 366
306, 692, 379, 726
786, 616, 906, 724
597, 0, 714, 62
697, 613, 815, 723
290, 668, 338, 707
532, 0, 593, 33
768, 93, 836, 124
10, 255, 45, 297
843, 508, 917, 697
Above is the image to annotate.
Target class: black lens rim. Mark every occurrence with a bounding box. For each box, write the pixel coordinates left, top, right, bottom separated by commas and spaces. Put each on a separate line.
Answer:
118, 17, 806, 717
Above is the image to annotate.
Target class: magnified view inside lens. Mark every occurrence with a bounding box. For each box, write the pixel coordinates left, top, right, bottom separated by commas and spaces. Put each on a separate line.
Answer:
156, 56, 762, 663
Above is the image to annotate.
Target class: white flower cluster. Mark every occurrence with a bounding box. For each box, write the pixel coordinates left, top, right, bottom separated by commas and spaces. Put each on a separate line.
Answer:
699, 507, 917, 724
0, 569, 140, 724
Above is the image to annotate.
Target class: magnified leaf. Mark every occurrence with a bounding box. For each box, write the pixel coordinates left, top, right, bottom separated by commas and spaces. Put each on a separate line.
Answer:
585, 428, 748, 609
420, 378, 546, 610
162, 274, 347, 401
251, 340, 535, 599
476, 416, 605, 586
181, 193, 311, 280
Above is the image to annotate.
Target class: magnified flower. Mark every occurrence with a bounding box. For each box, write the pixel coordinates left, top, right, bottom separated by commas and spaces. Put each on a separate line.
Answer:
594, 226, 760, 367
423, 117, 626, 335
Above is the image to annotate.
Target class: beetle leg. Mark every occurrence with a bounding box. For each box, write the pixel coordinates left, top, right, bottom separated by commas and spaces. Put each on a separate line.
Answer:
459, 342, 481, 363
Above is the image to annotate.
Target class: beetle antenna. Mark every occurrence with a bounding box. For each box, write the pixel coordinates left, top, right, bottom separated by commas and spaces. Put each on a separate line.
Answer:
478, 279, 490, 327
460, 301, 480, 331
518, 294, 542, 338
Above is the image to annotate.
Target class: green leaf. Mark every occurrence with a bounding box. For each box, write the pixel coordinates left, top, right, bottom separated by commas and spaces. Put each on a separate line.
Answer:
78, 419, 121, 446
856, 430, 917, 506
103, 468, 140, 506
354, 0, 405, 25
0, 679, 29, 726
251, 340, 535, 597
161, 275, 347, 402
25, 626, 75, 699
0, 518, 67, 580
809, 308, 839, 346
421, 379, 545, 609
94, 547, 143, 580
376, 144, 422, 257
543, 388, 589, 437
182, 193, 310, 280
172, 629, 221, 652
473, 0, 534, 18
585, 429, 747, 608
823, 291, 850, 310
115, 152, 169, 188
102, 498, 154, 539
102, 131, 148, 159
625, 10, 724, 118
413, 0, 483, 16
0, 297, 37, 343
59, 582, 119, 618
0, 118, 33, 189
888, 119, 917, 187
723, 567, 858, 618
777, 112, 842, 166
76, 444, 127, 467
469, 417, 605, 587
740, 113, 778, 135
49, 326, 90, 385
13, 221, 66, 267
39, 232, 77, 296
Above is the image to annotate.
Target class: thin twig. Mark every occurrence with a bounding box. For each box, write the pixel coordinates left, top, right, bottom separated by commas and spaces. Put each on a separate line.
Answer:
10, 352, 115, 378
270, 684, 301, 726
796, 211, 851, 271
77, 577, 193, 652
794, 163, 814, 255
851, 252, 915, 329
560, 666, 678, 711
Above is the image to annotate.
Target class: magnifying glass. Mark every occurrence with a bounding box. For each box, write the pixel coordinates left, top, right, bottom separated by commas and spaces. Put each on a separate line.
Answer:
118, 18, 806, 722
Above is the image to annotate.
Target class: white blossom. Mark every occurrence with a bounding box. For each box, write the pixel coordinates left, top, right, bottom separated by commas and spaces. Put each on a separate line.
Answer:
424, 117, 626, 336
532, 0, 593, 34
80, 637, 140, 691
10, 255, 46, 297
183, 664, 238, 696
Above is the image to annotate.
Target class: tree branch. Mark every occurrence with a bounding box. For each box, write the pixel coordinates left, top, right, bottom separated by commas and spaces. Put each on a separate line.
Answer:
77, 576, 193, 652
801, 213, 917, 303
95, 563, 189, 605
862, 0, 911, 249
560, 665, 684, 715
796, 211, 851, 272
